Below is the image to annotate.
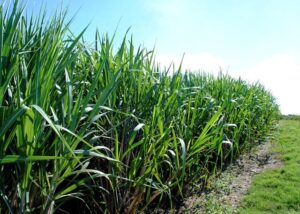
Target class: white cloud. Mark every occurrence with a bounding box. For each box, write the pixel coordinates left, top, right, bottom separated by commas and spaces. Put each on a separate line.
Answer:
235, 54, 300, 115
156, 53, 300, 115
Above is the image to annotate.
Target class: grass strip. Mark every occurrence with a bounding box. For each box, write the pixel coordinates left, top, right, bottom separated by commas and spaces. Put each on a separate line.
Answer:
239, 119, 300, 213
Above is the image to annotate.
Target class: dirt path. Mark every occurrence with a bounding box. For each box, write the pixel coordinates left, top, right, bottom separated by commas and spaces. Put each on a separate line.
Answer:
179, 141, 282, 213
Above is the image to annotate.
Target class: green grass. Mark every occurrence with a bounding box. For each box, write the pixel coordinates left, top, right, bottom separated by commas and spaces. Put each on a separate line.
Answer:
239, 119, 300, 213
0, 1, 279, 213
280, 114, 300, 121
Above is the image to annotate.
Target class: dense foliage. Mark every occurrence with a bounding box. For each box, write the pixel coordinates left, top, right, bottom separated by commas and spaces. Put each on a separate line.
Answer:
0, 2, 279, 213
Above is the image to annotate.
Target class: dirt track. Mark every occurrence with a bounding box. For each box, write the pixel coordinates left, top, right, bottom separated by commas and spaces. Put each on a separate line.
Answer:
179, 141, 282, 213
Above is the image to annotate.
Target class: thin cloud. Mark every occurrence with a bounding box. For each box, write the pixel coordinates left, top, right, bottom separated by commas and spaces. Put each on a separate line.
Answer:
155, 53, 227, 75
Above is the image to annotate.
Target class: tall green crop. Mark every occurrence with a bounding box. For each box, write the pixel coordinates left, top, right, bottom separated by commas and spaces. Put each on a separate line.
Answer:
0, 1, 279, 213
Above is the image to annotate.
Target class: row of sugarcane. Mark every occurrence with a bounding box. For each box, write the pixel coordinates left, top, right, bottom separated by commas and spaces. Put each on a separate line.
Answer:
0, 1, 279, 213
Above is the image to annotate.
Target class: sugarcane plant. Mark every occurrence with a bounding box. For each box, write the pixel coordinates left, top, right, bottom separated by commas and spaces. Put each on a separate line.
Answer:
0, 1, 279, 213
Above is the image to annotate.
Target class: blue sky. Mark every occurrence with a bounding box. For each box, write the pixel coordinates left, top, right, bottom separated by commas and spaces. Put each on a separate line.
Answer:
23, 0, 300, 114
